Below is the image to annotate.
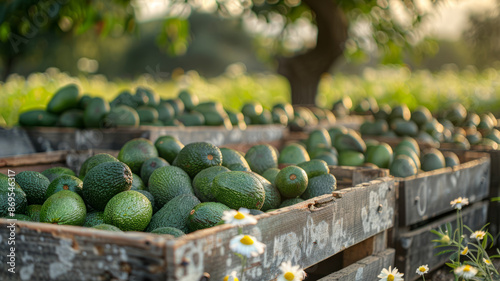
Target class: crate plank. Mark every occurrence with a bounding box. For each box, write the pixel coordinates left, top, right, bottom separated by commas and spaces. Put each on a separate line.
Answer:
166, 177, 395, 281
317, 248, 395, 281
396, 201, 489, 281
0, 128, 36, 157
398, 151, 490, 226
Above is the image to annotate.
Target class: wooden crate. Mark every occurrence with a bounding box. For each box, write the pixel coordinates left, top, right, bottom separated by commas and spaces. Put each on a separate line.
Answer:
23, 125, 287, 152
0, 159, 394, 281
439, 144, 500, 240
396, 201, 489, 281
397, 151, 490, 227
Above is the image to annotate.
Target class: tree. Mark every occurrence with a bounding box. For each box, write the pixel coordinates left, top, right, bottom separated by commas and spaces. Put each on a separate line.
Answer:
1, 0, 437, 105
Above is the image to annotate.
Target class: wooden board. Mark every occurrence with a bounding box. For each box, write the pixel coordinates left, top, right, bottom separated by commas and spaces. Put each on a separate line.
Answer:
0, 176, 395, 281
0, 128, 36, 157
317, 248, 395, 281
23, 125, 287, 152
395, 201, 489, 281
398, 151, 490, 226
165, 177, 395, 281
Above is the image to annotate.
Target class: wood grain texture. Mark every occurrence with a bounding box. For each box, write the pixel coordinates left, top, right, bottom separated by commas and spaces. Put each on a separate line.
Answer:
317, 248, 395, 281
166, 177, 395, 281
398, 151, 490, 226
396, 201, 489, 281
0, 128, 36, 157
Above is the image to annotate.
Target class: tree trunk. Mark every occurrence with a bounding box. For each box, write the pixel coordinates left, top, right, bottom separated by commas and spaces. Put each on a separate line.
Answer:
277, 0, 348, 106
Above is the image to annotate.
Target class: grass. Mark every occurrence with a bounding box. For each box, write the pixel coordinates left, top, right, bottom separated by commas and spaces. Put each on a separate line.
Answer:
2, 65, 500, 127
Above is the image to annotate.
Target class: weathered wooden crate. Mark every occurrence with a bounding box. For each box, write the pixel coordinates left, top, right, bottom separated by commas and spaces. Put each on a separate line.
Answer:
397, 151, 490, 227
0, 157, 395, 281
23, 125, 287, 152
395, 201, 489, 281
0, 128, 36, 157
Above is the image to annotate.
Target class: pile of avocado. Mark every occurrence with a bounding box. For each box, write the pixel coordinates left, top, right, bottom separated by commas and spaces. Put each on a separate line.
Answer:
0, 136, 337, 235
298, 125, 462, 178
356, 101, 499, 150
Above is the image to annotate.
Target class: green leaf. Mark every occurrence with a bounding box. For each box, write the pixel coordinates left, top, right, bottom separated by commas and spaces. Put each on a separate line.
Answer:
435, 249, 456, 256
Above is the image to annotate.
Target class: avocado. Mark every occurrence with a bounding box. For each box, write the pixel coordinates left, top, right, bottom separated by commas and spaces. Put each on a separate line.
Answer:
136, 106, 159, 124
213, 171, 266, 210
394, 146, 421, 170
275, 166, 308, 198
297, 159, 329, 179
334, 130, 366, 153
278, 143, 310, 165
27, 204, 42, 222
18, 110, 58, 127
151, 227, 185, 237
390, 155, 418, 177
177, 111, 205, 126
104, 190, 152, 231
360, 119, 389, 136
103, 105, 140, 128
389, 104, 411, 122
338, 151, 365, 167
273, 103, 294, 121
178, 90, 199, 112
59, 109, 85, 128
0, 177, 28, 216
395, 137, 421, 157
312, 152, 338, 166
136, 190, 156, 213
392, 120, 419, 137
111, 90, 137, 108
193, 166, 231, 202
306, 128, 332, 151
118, 138, 158, 174
444, 151, 460, 167
374, 104, 392, 120
262, 168, 280, 185
92, 224, 123, 232
40, 190, 86, 225
245, 144, 279, 175
41, 167, 76, 182
485, 129, 500, 144
83, 97, 110, 128
45, 175, 83, 198
46, 84, 80, 114
78, 95, 93, 110
203, 111, 229, 126
146, 194, 201, 233
188, 202, 231, 232
272, 108, 288, 126
220, 148, 251, 172
163, 99, 185, 117
251, 109, 273, 125
301, 173, 337, 200
421, 149, 446, 172
136, 87, 160, 107
294, 107, 318, 126
241, 102, 263, 120
79, 153, 119, 179
411, 106, 432, 126
130, 173, 146, 191
154, 136, 185, 164
15, 171, 51, 205
249, 172, 281, 211
365, 143, 393, 169
148, 166, 194, 208
83, 211, 105, 227
332, 97, 352, 117
279, 198, 305, 208
6, 214, 31, 221
156, 103, 175, 123
445, 103, 467, 125
140, 157, 170, 186
452, 134, 471, 150
82, 161, 133, 211
173, 142, 222, 178
226, 110, 247, 130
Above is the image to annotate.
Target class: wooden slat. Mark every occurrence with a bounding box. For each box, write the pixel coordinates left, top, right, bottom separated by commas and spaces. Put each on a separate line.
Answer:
0, 220, 171, 281
398, 151, 490, 226
396, 201, 489, 281
318, 248, 395, 281
166, 177, 395, 281
0, 128, 36, 157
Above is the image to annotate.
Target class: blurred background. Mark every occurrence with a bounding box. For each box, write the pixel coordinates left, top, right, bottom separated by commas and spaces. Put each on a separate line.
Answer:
2, 0, 500, 125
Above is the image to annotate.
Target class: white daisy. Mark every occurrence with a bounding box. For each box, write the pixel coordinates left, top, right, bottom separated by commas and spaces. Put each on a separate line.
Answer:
454, 265, 478, 279
378, 266, 404, 281
222, 208, 257, 226
416, 264, 429, 276
484, 258, 493, 266
470, 230, 486, 240
277, 261, 306, 281
450, 197, 469, 210
461, 246, 469, 255
223, 271, 239, 281
229, 234, 266, 257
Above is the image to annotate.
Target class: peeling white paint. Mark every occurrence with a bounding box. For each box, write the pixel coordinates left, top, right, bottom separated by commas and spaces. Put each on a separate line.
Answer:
20, 264, 34, 280
49, 239, 76, 279
361, 185, 394, 234
355, 267, 364, 280
119, 248, 128, 261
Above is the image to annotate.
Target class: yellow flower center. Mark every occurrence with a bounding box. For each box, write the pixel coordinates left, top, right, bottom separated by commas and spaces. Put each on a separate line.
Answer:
464, 265, 471, 272
240, 235, 254, 245
442, 235, 450, 244
461, 247, 468, 255
234, 212, 245, 220
284, 272, 295, 280
223, 276, 239, 281
485, 260, 491, 264
387, 274, 395, 281
419, 267, 426, 272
